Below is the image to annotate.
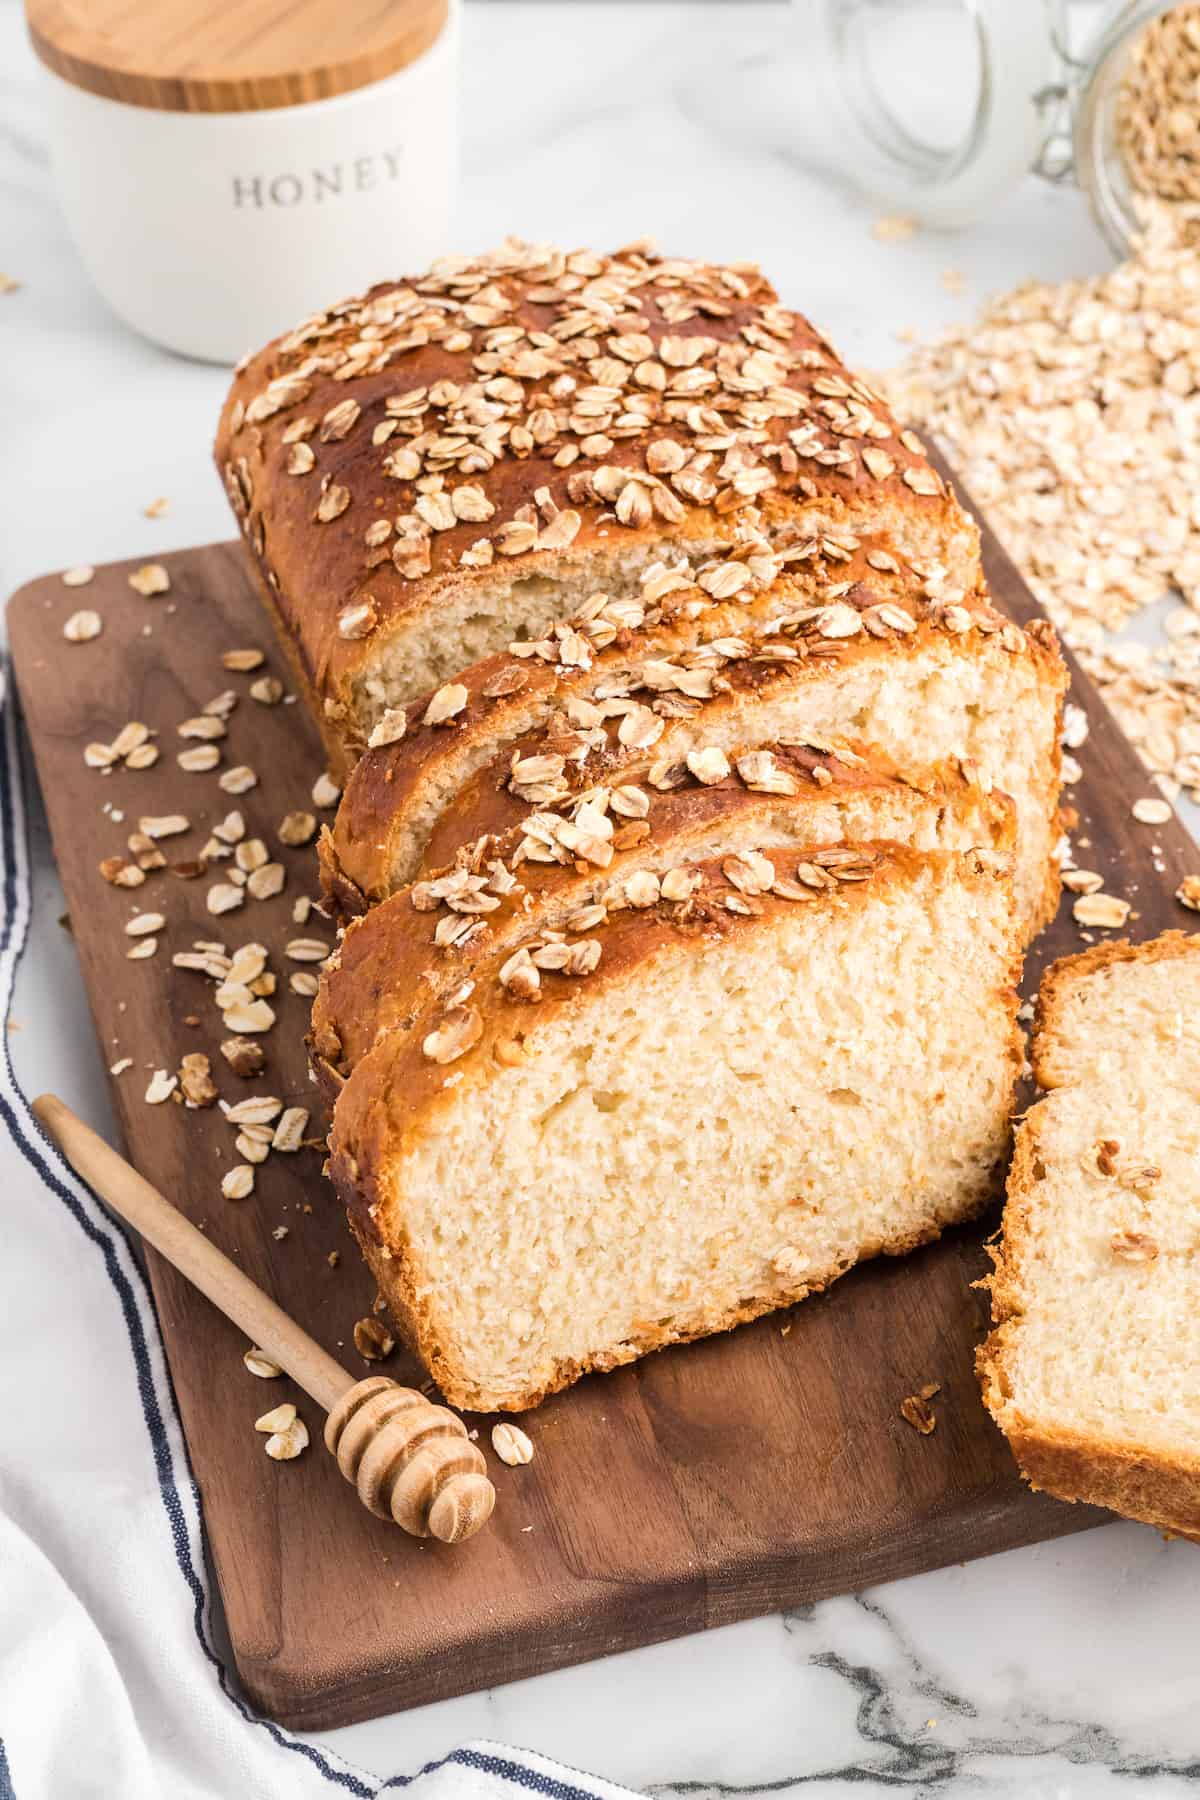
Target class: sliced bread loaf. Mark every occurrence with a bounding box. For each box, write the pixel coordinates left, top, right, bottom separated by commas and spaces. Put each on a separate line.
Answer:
328, 845, 1021, 1413
215, 242, 982, 773
979, 932, 1200, 1538
311, 746, 1014, 1084
324, 571, 1065, 934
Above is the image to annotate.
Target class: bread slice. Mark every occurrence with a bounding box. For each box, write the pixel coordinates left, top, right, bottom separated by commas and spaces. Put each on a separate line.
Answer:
214, 242, 982, 774
311, 744, 1014, 1084
325, 572, 1065, 935
979, 933, 1200, 1538
328, 845, 1021, 1413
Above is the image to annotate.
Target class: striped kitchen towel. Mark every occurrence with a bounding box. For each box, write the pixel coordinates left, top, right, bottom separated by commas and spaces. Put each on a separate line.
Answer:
0, 685, 641, 1800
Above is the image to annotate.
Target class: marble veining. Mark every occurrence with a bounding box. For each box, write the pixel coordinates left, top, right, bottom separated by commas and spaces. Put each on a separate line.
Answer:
2, 0, 1199, 1791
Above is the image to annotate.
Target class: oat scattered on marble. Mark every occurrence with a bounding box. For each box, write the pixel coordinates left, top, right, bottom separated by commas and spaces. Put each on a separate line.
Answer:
872, 214, 917, 243
882, 199, 1200, 805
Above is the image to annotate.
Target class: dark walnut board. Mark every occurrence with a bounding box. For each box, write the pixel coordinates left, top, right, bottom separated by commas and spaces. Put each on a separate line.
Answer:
9, 483, 1196, 1731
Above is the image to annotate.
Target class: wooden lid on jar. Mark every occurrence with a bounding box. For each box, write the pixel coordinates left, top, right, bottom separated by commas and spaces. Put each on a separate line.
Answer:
26, 0, 449, 114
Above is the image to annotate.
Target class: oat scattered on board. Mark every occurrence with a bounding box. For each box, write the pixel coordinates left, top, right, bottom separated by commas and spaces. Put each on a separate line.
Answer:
222, 1164, 255, 1200
220, 766, 258, 795
271, 1106, 308, 1152
144, 1069, 177, 1104
491, 1422, 534, 1466
278, 811, 317, 847
243, 1347, 283, 1377
1073, 893, 1131, 930
255, 1402, 308, 1459
63, 609, 102, 642
265, 1417, 309, 1460
128, 563, 170, 597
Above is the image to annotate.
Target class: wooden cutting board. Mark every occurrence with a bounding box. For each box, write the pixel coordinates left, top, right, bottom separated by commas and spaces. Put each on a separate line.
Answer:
9, 493, 1195, 1731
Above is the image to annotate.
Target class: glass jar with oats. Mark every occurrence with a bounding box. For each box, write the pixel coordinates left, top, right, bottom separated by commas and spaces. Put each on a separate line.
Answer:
799, 1, 1200, 251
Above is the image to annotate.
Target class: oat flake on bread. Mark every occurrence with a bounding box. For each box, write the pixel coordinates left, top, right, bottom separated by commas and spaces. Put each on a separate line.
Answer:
880, 200, 1200, 803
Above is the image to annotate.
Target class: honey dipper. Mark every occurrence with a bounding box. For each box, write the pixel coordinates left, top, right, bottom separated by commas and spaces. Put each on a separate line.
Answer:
33, 1094, 495, 1544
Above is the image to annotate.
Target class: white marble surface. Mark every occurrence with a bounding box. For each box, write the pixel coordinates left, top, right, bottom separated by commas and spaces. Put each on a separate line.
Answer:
4, 0, 1200, 1792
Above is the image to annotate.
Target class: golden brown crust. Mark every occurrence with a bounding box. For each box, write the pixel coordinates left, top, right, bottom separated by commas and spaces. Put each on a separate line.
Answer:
213, 241, 980, 762
1030, 930, 1200, 1090
327, 844, 1021, 1408
979, 929, 1200, 1538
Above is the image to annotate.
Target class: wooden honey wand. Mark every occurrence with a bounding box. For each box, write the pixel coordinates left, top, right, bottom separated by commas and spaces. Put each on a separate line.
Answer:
33, 1093, 495, 1544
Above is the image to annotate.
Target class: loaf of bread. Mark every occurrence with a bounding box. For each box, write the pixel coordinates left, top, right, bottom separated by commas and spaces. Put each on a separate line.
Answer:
217, 240, 1069, 1415
326, 845, 1021, 1412
214, 240, 985, 778
312, 744, 1014, 1081
979, 933, 1200, 1538
322, 563, 1065, 935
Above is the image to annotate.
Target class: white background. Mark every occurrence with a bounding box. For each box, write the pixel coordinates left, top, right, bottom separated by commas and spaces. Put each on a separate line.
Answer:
5, 0, 1200, 1792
